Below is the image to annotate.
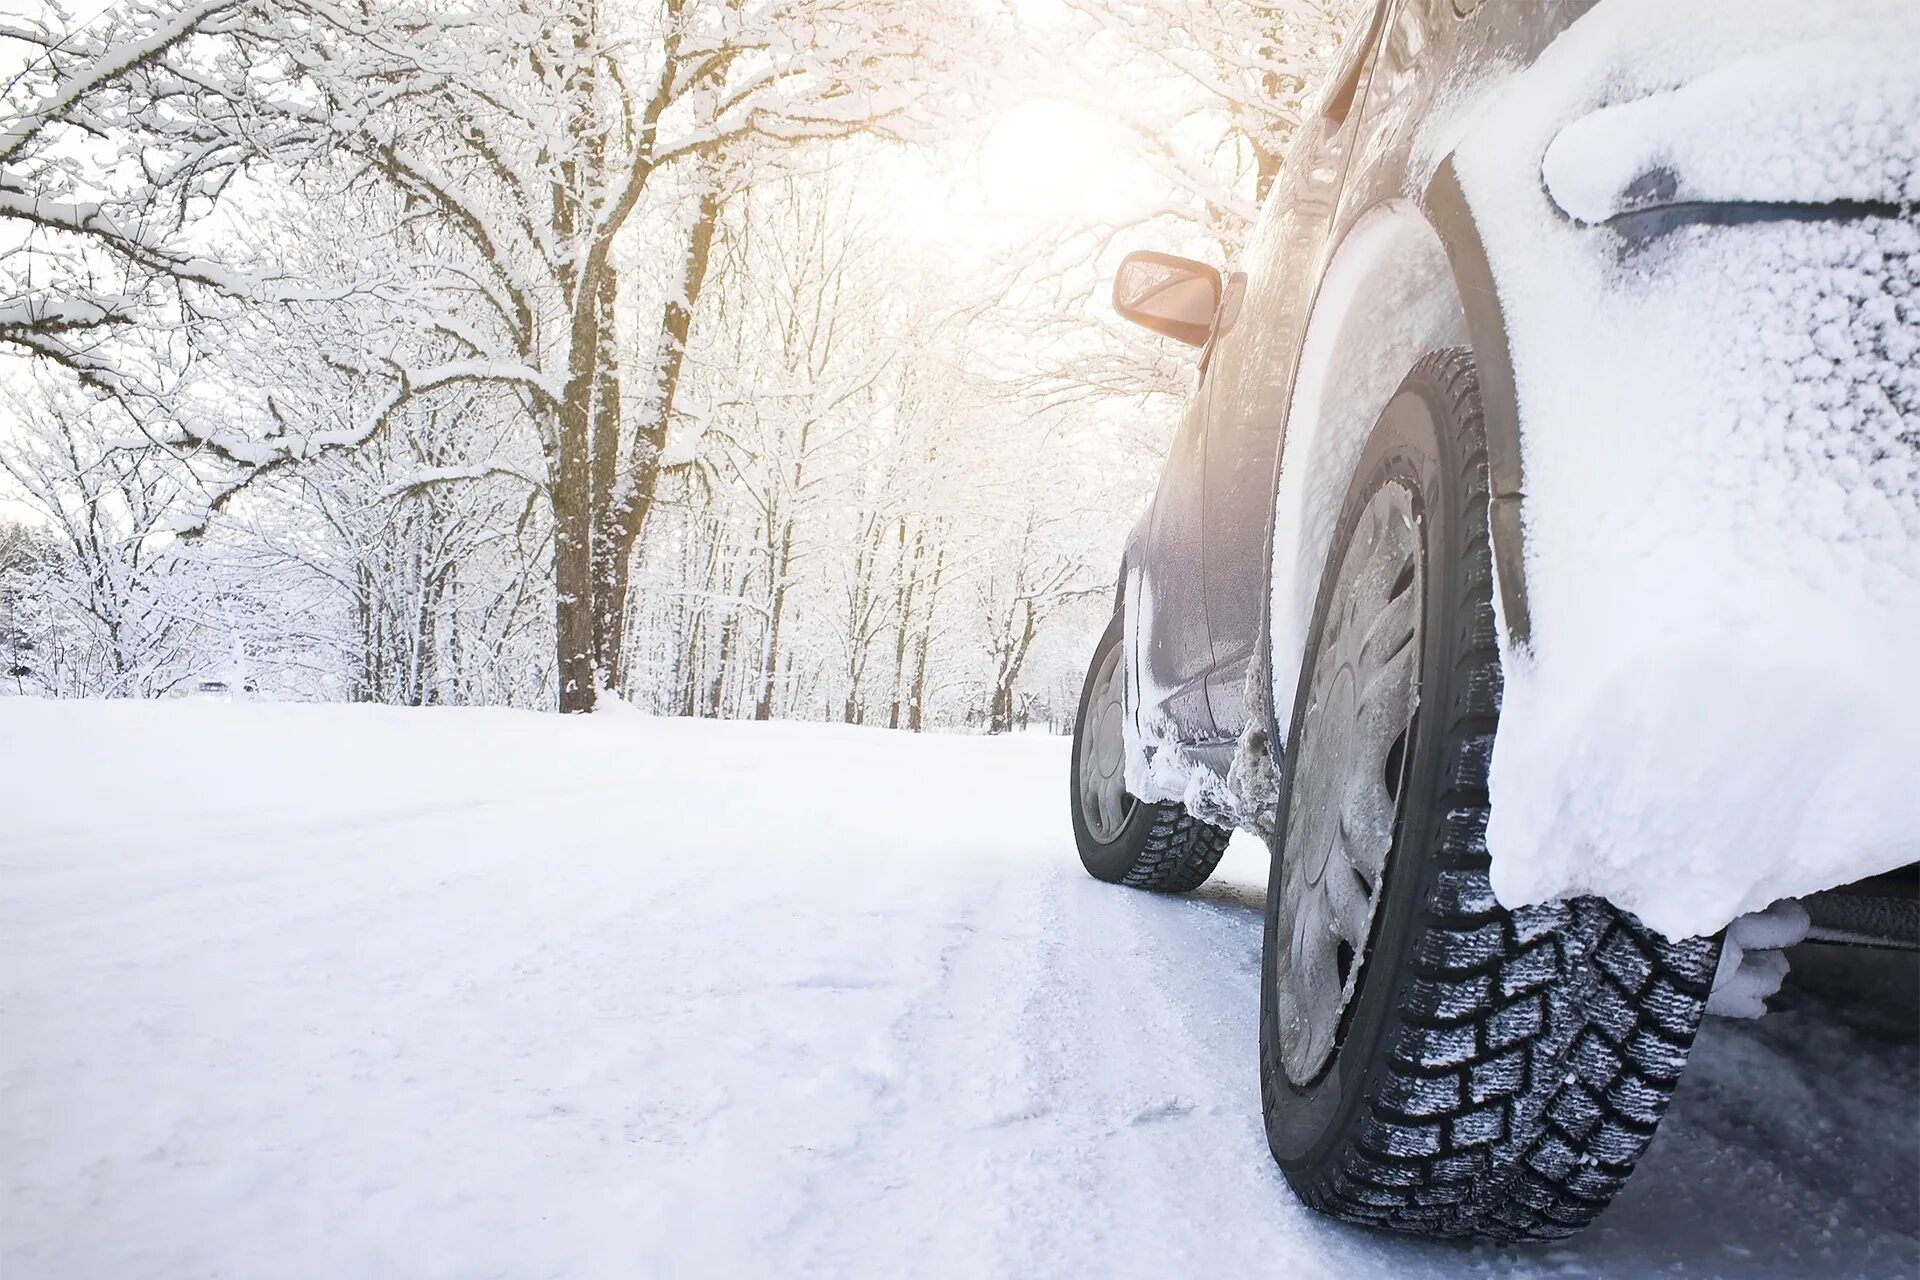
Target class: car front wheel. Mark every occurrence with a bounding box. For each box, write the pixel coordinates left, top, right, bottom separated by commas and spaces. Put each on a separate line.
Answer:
1260, 348, 1720, 1240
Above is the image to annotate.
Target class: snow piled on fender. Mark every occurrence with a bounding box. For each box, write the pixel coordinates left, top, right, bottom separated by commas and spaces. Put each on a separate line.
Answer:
1450, 0, 1920, 938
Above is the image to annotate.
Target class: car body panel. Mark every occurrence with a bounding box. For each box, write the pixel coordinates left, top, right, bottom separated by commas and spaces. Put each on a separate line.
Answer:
1128, 0, 1583, 762
1117, 0, 1920, 935
1133, 389, 1220, 741
1196, 4, 1384, 735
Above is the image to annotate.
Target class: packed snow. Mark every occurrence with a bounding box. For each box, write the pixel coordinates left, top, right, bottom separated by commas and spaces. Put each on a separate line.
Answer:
1542, 39, 1920, 224
3, 700, 1914, 1278
1450, 0, 1920, 937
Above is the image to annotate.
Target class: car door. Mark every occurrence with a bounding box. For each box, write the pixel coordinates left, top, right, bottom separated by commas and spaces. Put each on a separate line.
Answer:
1198, 0, 1392, 736
1135, 386, 1220, 743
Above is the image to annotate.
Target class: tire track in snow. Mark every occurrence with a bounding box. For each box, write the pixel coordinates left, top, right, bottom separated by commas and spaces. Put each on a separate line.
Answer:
772, 836, 1420, 1279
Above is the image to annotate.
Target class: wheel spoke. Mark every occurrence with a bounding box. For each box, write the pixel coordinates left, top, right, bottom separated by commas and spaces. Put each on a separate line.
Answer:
1355, 628, 1416, 739
1355, 581, 1418, 675
1290, 887, 1341, 1066
1327, 820, 1374, 945
1339, 769, 1396, 881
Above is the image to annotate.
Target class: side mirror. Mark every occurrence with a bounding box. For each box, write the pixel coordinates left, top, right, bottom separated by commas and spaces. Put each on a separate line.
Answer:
1112, 250, 1221, 348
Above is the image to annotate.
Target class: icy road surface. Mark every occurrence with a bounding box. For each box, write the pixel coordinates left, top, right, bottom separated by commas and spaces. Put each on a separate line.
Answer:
2, 701, 1915, 1278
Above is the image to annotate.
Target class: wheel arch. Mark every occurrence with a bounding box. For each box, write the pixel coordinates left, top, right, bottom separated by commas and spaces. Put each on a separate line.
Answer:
1115, 522, 1146, 753
1265, 196, 1471, 734
1425, 157, 1530, 652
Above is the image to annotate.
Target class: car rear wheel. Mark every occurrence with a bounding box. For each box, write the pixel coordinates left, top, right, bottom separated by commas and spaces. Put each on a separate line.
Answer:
1260, 349, 1720, 1240
1070, 613, 1232, 894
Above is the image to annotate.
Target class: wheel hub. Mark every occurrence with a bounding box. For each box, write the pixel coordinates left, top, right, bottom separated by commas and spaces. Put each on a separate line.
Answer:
1275, 481, 1424, 1086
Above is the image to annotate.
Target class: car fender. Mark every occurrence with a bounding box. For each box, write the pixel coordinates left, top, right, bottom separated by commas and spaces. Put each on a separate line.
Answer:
1262, 197, 1471, 739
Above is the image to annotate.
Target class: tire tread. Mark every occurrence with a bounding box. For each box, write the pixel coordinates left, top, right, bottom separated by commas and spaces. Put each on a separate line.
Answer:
1121, 807, 1234, 893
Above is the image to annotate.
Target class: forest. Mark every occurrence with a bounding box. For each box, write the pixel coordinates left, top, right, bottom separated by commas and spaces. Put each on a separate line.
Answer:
1, 0, 1353, 729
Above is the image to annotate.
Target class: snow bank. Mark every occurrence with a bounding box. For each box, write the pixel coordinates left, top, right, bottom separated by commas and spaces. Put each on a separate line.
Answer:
1452, 0, 1920, 936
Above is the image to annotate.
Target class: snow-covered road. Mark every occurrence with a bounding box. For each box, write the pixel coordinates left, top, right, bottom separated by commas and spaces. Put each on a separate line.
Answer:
2, 702, 1914, 1278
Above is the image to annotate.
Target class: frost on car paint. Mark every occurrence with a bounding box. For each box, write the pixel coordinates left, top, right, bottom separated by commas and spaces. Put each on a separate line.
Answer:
1450, 0, 1920, 937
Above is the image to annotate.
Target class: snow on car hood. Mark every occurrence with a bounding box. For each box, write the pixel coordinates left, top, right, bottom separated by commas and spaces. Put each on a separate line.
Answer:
1451, 0, 1920, 938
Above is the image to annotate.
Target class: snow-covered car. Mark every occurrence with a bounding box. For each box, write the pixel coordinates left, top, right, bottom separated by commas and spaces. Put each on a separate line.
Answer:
1067, 0, 1920, 1242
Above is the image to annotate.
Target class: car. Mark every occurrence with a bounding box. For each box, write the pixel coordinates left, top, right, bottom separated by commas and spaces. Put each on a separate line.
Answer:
1067, 0, 1920, 1243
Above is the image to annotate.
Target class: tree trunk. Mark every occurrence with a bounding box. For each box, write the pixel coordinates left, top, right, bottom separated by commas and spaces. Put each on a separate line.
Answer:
989, 601, 1037, 734
887, 520, 918, 729
353, 564, 373, 701
594, 182, 724, 695
588, 264, 627, 695
907, 541, 946, 733
755, 515, 795, 721
841, 513, 883, 725
550, 4, 604, 714
707, 610, 736, 717
753, 407, 817, 721
552, 394, 597, 711
552, 249, 603, 711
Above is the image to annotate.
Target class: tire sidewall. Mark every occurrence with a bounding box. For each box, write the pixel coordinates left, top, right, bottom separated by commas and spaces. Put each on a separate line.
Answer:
1262, 367, 1478, 1169
1070, 613, 1153, 880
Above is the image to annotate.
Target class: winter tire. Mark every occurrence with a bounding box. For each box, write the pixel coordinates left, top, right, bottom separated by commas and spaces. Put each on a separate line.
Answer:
1070, 612, 1233, 893
1259, 349, 1720, 1241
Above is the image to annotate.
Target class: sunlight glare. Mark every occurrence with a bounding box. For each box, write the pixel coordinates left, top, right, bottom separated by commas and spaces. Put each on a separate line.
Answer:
976, 98, 1134, 225
883, 95, 1145, 263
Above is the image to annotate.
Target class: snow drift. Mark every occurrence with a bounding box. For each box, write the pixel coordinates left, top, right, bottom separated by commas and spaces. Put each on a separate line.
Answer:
1449, 0, 1920, 938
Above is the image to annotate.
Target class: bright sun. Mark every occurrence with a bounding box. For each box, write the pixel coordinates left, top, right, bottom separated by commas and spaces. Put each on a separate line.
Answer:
883, 95, 1149, 263
974, 98, 1136, 225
